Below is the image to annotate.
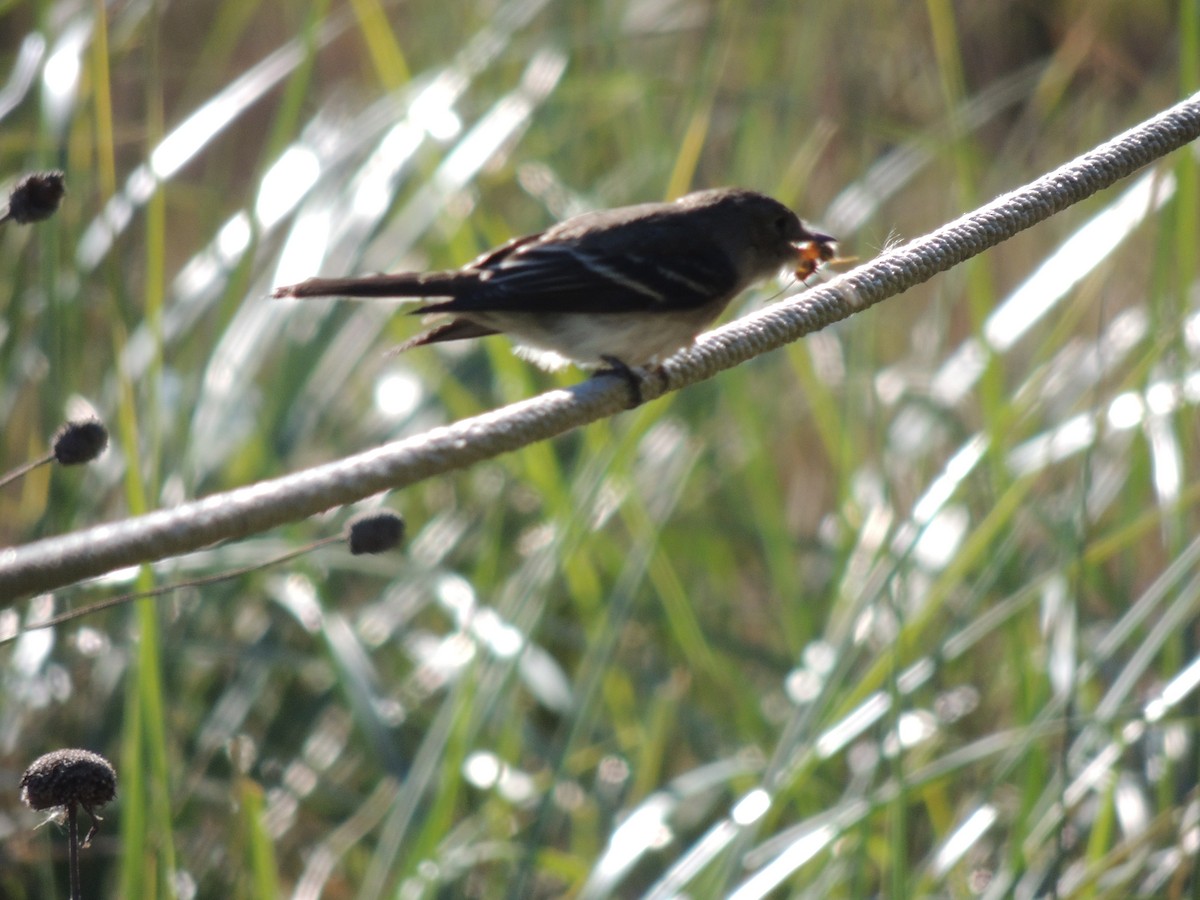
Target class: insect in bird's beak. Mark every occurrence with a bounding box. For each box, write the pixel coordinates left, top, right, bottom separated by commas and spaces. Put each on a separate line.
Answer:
795, 234, 854, 283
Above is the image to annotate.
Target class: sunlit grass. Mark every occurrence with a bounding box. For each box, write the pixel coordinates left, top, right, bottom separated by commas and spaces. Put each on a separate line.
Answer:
2, 1, 1198, 897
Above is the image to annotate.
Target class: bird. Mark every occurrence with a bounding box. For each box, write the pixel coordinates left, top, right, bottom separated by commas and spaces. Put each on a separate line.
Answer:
273, 187, 836, 378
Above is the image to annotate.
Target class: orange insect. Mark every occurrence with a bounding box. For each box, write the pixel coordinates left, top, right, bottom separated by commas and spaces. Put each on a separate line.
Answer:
795, 237, 853, 282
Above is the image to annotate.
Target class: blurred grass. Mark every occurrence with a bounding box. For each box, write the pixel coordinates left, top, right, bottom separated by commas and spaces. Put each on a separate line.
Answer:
2, 1, 1199, 898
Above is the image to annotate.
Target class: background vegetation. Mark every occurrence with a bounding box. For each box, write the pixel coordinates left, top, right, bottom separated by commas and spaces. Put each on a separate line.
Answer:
2, 1, 1198, 897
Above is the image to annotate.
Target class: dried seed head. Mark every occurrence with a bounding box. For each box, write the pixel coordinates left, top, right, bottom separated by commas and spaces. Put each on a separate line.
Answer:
52, 418, 109, 466
4, 171, 66, 224
345, 511, 406, 555
20, 748, 116, 813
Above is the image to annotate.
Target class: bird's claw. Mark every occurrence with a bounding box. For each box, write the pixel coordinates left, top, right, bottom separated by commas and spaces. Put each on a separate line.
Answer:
598, 356, 645, 408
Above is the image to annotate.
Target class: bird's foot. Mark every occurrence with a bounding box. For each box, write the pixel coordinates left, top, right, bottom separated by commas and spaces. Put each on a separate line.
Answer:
597, 356, 645, 408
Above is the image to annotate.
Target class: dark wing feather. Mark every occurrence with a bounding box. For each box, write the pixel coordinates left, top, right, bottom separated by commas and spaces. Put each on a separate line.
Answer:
421, 227, 740, 315
397, 318, 500, 350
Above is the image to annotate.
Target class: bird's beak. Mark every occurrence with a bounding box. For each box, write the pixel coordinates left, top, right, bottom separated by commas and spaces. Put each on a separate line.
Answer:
801, 228, 837, 247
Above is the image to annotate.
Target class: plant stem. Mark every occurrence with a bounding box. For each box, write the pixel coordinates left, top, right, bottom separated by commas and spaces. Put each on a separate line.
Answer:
66, 802, 82, 900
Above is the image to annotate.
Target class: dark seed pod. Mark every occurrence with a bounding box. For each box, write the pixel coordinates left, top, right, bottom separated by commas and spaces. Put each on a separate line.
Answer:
52, 419, 109, 466
20, 748, 116, 815
345, 511, 406, 555
4, 171, 66, 224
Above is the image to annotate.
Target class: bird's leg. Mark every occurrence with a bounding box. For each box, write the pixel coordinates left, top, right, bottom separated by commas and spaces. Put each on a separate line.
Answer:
597, 356, 644, 408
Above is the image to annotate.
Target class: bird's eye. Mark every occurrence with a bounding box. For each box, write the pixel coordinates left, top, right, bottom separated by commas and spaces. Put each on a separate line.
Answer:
773, 214, 792, 234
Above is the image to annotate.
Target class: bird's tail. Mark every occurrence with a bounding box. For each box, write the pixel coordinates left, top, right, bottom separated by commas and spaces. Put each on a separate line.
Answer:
272, 270, 469, 300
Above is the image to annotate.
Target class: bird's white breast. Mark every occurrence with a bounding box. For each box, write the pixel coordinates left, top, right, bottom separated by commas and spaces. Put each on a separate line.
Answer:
464, 302, 726, 370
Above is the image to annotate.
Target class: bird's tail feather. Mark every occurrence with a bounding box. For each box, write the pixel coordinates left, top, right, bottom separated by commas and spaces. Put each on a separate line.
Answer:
272, 271, 467, 300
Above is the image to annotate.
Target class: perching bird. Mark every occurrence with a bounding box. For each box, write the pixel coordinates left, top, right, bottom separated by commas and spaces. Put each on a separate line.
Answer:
273, 187, 835, 374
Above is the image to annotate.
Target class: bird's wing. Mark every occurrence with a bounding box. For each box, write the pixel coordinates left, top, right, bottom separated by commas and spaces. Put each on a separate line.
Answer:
425, 229, 741, 314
